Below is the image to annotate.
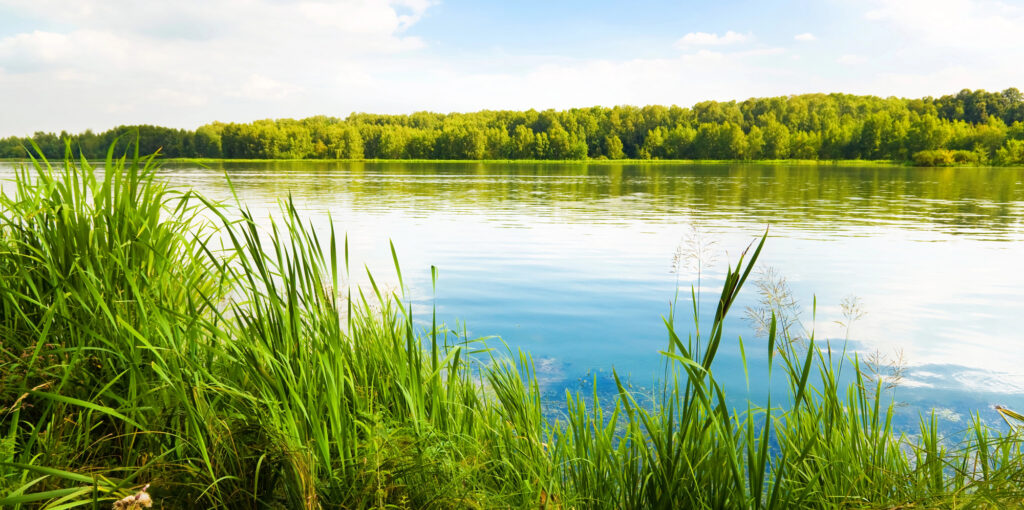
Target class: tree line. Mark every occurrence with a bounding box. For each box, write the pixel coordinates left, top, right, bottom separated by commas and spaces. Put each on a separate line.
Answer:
4, 88, 1024, 165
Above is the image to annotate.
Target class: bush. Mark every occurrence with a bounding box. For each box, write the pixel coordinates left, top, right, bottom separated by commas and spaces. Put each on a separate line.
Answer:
996, 139, 1024, 165
912, 149, 955, 166
912, 149, 984, 166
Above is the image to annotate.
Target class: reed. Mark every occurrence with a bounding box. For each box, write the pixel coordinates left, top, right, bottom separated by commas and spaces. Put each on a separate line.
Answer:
1, 144, 1023, 508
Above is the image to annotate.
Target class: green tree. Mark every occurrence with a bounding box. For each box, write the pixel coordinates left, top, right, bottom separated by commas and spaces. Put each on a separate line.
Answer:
640, 127, 666, 159
746, 125, 765, 159
604, 135, 625, 159
512, 125, 536, 158
761, 117, 790, 159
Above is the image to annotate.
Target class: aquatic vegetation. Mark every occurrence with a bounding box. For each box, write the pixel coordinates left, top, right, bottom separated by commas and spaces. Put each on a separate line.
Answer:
2, 145, 1024, 508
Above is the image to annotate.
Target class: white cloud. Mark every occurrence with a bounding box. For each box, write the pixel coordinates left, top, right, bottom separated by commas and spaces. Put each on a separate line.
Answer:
837, 54, 867, 65
232, 74, 303, 100
794, 33, 816, 41
863, 0, 1023, 50
0, 0, 434, 134
356, 50, 802, 115
830, 0, 1024, 97
0, 0, 433, 43
735, 47, 786, 58
674, 30, 751, 48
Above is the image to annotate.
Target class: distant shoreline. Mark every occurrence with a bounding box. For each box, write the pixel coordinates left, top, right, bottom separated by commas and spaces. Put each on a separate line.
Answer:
0, 157, 902, 165
160, 157, 906, 166
4, 157, 1021, 168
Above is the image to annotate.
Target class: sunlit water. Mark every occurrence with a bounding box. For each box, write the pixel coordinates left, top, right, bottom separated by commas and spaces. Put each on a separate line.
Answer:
4, 160, 1024, 430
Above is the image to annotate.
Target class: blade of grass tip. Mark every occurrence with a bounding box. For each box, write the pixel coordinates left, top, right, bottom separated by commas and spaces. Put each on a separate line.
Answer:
691, 285, 700, 343
390, 240, 404, 296
612, 371, 636, 420
27, 139, 52, 173
365, 265, 382, 304
738, 335, 749, 390
728, 229, 767, 315
703, 283, 737, 371
721, 233, 761, 305
810, 295, 817, 341
664, 316, 689, 358
220, 166, 244, 208
704, 235, 764, 370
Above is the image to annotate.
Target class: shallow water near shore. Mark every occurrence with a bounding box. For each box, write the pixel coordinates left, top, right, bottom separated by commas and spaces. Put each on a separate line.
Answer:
5, 160, 1023, 429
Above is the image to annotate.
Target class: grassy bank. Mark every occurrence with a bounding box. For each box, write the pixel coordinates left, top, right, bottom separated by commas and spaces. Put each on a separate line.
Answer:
2, 146, 1024, 509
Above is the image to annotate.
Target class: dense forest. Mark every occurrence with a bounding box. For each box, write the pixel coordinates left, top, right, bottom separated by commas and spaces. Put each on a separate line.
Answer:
4, 88, 1024, 165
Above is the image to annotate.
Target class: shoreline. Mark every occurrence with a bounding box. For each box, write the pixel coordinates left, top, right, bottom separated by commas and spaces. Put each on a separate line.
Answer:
164, 157, 907, 166
4, 157, 1020, 169
0, 157, 922, 167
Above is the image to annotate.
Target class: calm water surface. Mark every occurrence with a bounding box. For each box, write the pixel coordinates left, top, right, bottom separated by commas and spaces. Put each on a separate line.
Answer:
6, 161, 1024, 427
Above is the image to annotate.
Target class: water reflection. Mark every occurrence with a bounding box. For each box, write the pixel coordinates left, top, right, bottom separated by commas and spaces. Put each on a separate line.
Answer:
160, 161, 1024, 238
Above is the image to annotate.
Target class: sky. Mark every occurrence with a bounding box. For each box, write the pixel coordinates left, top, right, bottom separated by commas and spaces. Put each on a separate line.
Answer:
0, 0, 1022, 136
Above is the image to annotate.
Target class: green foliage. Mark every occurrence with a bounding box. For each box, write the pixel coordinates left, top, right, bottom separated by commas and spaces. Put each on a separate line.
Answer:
604, 134, 625, 159
996, 139, 1024, 165
6, 89, 1024, 163
4, 146, 1024, 508
913, 149, 985, 166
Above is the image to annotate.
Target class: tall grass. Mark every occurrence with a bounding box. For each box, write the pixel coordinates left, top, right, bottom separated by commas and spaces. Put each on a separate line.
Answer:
2, 145, 1024, 508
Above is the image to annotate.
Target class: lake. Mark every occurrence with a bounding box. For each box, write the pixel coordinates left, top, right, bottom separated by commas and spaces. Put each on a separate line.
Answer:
5, 160, 1024, 428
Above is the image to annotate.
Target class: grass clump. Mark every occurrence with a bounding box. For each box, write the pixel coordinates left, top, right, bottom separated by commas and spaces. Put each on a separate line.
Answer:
2, 144, 1024, 508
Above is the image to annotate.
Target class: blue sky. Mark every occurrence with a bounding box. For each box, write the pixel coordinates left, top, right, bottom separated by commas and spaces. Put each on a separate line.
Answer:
0, 0, 1022, 135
